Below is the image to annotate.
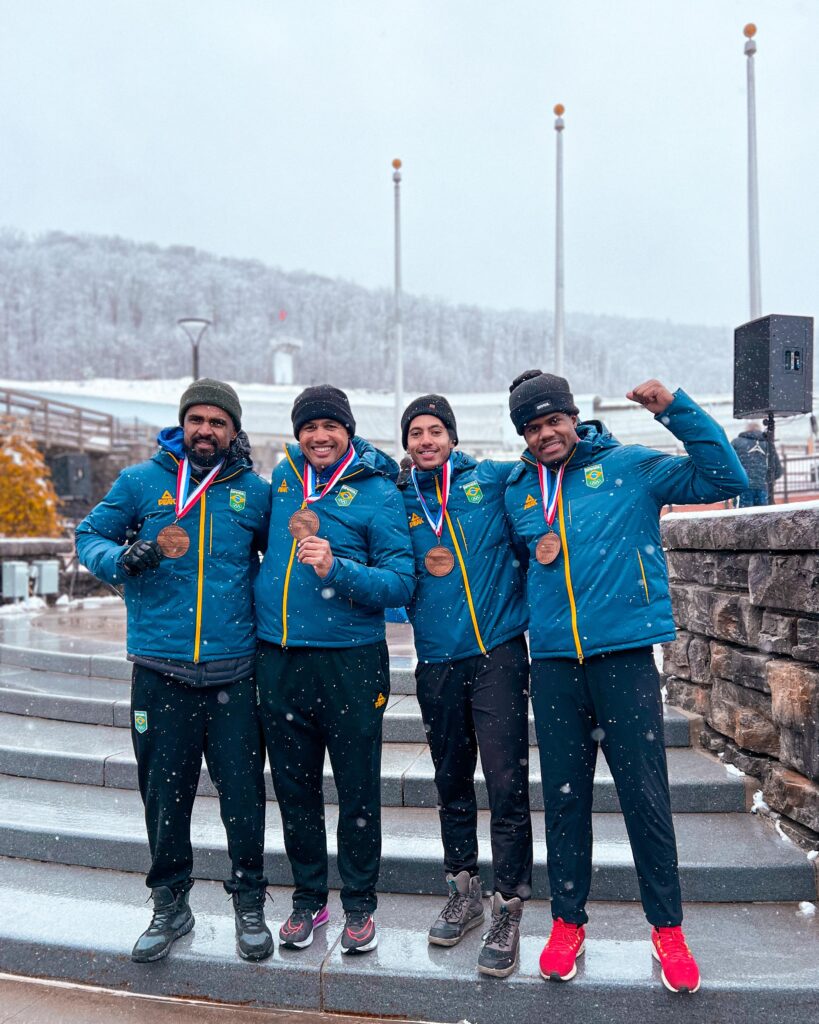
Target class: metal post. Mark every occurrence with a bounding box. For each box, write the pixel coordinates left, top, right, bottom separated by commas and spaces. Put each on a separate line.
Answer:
177, 318, 212, 381
764, 410, 776, 505
392, 159, 404, 458
553, 104, 565, 376
744, 24, 762, 319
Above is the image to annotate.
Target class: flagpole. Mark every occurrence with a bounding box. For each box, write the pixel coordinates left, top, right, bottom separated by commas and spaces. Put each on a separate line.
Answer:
744, 24, 762, 319
392, 158, 404, 458
553, 105, 565, 375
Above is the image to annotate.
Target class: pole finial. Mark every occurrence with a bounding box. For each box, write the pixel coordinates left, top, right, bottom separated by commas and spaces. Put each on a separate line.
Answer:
743, 23, 757, 38
553, 104, 565, 116
392, 158, 402, 169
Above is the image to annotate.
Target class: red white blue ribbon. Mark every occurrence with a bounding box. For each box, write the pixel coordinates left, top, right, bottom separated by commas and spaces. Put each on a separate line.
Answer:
175, 457, 224, 519
537, 460, 566, 528
303, 445, 357, 504
410, 457, 452, 538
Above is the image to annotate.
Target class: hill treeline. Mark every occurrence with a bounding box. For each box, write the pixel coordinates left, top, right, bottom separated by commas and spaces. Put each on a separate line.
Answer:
0, 230, 733, 394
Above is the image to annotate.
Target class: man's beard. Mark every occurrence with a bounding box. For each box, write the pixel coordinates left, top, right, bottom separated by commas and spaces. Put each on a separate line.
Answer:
184, 441, 229, 470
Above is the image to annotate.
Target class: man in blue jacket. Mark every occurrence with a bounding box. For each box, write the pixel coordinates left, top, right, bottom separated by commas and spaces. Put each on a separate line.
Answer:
504, 371, 747, 995
76, 379, 272, 964
398, 395, 531, 978
254, 385, 414, 955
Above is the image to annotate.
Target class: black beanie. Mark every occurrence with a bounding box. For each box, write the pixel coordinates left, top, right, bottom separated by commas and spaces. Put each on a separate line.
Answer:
401, 394, 458, 450
508, 370, 578, 435
179, 378, 242, 430
291, 385, 356, 438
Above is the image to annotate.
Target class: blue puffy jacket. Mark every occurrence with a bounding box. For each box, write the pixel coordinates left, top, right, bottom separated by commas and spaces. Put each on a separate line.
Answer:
504, 390, 748, 661
255, 437, 415, 649
75, 428, 270, 664
400, 452, 527, 663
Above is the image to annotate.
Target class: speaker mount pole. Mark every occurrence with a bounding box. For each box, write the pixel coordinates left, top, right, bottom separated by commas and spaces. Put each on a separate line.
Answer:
764, 410, 776, 505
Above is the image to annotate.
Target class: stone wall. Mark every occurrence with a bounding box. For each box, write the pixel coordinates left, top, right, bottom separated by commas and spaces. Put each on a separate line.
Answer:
661, 504, 819, 845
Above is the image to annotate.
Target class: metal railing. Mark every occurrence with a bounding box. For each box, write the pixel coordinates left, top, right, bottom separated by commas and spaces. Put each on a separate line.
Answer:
0, 387, 155, 454
778, 451, 819, 501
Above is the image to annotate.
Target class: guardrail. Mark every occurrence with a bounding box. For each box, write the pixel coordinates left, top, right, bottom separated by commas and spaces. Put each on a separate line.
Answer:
0, 387, 154, 454
778, 451, 819, 501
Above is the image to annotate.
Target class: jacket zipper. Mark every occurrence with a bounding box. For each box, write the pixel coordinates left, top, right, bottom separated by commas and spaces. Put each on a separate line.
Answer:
436, 478, 486, 655
636, 548, 650, 603
193, 491, 207, 662
556, 491, 584, 663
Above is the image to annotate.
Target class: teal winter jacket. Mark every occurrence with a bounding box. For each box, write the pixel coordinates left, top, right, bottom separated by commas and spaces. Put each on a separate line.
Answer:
400, 452, 528, 663
504, 390, 748, 661
75, 428, 270, 664
254, 437, 415, 648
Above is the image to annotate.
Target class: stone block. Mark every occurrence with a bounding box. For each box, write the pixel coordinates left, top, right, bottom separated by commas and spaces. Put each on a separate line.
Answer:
748, 553, 819, 615
665, 677, 710, 717
708, 677, 779, 757
730, 648, 772, 694
687, 635, 712, 684
662, 632, 691, 679
757, 610, 798, 656
710, 592, 763, 646
793, 618, 819, 663
684, 584, 715, 635
666, 550, 749, 588
768, 660, 819, 780
721, 742, 772, 782
698, 723, 727, 755
709, 641, 734, 680
779, 727, 819, 783
662, 505, 819, 552
763, 765, 819, 834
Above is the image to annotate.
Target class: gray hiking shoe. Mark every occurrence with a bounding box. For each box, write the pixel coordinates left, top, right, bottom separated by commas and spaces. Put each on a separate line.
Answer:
428, 870, 485, 947
477, 893, 522, 977
131, 886, 194, 963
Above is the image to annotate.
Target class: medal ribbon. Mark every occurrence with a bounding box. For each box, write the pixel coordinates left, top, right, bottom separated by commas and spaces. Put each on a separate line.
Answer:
175, 457, 224, 520
303, 445, 357, 505
537, 460, 566, 529
410, 457, 452, 539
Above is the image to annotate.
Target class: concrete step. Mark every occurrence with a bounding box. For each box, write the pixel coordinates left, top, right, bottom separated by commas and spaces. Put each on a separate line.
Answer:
0, 712, 739, 812
0, 774, 813, 903
0, 857, 816, 1024
0, 667, 693, 746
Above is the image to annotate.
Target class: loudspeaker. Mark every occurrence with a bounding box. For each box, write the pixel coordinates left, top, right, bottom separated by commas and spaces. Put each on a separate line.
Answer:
49, 453, 92, 500
734, 314, 813, 419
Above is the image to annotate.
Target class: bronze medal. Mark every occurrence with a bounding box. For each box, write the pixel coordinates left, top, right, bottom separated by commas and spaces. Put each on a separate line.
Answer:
288, 508, 320, 540
425, 545, 455, 577
535, 532, 561, 565
156, 524, 190, 559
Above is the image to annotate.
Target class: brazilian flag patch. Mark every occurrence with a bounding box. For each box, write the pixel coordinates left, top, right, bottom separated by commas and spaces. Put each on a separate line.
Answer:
134, 710, 148, 734
229, 489, 247, 511
584, 464, 604, 489
335, 486, 358, 507
462, 482, 483, 504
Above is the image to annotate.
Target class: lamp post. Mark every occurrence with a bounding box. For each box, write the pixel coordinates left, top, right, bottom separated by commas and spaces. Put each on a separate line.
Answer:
744, 23, 762, 320
177, 317, 211, 380
553, 104, 566, 376
392, 158, 404, 458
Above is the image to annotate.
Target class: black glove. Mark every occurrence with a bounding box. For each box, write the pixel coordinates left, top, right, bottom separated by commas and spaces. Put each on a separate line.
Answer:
121, 539, 162, 577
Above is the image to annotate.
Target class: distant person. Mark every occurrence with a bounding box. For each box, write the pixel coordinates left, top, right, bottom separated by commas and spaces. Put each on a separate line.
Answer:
504, 372, 747, 994
253, 385, 415, 955
398, 394, 532, 978
731, 422, 782, 506
76, 379, 273, 964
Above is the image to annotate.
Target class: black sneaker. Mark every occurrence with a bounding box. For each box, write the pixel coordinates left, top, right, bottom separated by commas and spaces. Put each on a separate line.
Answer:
340, 910, 378, 954
428, 870, 485, 946
232, 888, 274, 961
477, 893, 522, 978
131, 886, 194, 963
279, 904, 330, 949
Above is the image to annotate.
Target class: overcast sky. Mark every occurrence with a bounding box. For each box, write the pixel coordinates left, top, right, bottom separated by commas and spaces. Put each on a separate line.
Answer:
1, 0, 816, 327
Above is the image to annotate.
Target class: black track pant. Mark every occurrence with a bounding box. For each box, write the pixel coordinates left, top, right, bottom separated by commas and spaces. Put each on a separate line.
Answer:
256, 640, 390, 914
416, 635, 533, 899
130, 666, 267, 893
530, 647, 683, 927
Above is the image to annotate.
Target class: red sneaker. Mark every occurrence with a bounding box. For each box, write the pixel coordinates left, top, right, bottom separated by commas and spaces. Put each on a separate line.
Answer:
538, 918, 586, 982
651, 926, 701, 993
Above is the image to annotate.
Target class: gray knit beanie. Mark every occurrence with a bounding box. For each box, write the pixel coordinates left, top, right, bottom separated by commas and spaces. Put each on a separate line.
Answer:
179, 379, 242, 431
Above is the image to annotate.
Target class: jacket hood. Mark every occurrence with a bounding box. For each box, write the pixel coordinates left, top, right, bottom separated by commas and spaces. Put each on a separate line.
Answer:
511, 419, 620, 480
285, 434, 400, 482
155, 425, 254, 474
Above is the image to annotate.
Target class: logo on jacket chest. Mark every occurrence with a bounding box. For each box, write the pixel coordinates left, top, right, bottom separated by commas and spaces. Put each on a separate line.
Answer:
584, 464, 604, 489
229, 489, 247, 511
408, 512, 424, 528
523, 493, 537, 510
157, 490, 174, 506
277, 479, 289, 493
335, 486, 358, 507
462, 482, 483, 504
